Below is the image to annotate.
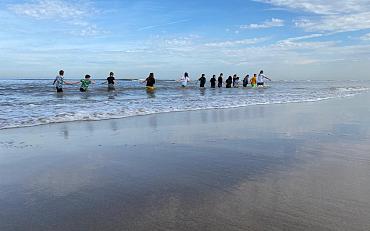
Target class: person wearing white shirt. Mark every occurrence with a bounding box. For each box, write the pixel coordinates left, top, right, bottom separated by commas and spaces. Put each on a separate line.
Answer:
179, 72, 191, 88
257, 70, 271, 86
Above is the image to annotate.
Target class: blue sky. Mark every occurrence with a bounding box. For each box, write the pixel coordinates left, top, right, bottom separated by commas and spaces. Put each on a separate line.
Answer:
1, 0, 370, 79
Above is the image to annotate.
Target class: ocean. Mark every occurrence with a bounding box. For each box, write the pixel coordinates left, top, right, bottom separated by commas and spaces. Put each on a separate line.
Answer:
1, 79, 369, 130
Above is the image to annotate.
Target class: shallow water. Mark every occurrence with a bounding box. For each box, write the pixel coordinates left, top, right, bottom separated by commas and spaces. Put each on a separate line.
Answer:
1, 79, 370, 129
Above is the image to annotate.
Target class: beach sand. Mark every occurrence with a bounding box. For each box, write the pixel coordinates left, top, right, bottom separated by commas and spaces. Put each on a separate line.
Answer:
1, 93, 370, 231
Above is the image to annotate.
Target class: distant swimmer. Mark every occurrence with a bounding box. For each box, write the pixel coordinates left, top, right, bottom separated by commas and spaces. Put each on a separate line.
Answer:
210, 75, 217, 88
226, 76, 233, 88
79, 75, 95, 92
105, 72, 116, 90
142, 72, 156, 89
218, 73, 223, 88
178, 72, 191, 87
52, 70, 77, 92
198, 74, 206, 88
243, 74, 249, 87
257, 70, 271, 87
250, 74, 257, 87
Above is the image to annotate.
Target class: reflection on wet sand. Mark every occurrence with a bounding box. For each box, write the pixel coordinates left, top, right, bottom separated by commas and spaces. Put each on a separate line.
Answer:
0, 94, 370, 231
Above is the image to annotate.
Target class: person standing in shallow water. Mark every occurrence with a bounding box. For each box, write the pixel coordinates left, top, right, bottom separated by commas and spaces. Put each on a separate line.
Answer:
250, 74, 257, 87
52, 70, 77, 92
226, 76, 233, 88
210, 75, 217, 88
79, 75, 95, 92
232, 74, 238, 87
218, 73, 223, 88
142, 73, 156, 88
257, 70, 271, 87
243, 74, 249, 87
106, 72, 116, 90
198, 74, 206, 88
178, 72, 191, 88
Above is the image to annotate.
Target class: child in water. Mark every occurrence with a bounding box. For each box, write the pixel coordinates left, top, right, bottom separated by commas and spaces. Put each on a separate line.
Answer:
250, 74, 257, 87
106, 72, 116, 90
52, 70, 77, 92
80, 75, 95, 92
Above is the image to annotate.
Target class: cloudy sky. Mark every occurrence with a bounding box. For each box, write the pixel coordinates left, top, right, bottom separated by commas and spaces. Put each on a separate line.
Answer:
1, 0, 370, 79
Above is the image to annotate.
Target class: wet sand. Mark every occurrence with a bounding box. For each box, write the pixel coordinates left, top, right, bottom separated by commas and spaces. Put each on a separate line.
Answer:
1, 93, 370, 231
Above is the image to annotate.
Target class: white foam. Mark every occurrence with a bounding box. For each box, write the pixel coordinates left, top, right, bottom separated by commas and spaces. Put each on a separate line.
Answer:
1, 80, 369, 130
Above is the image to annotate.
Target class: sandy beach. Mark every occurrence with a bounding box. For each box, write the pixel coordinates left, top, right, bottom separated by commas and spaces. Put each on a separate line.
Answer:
1, 93, 370, 231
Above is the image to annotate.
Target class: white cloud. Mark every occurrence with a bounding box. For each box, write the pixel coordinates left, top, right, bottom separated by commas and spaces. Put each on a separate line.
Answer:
205, 38, 267, 47
255, 0, 370, 33
295, 12, 370, 32
240, 18, 284, 29
255, 0, 370, 15
137, 19, 190, 31
8, 0, 103, 37
283, 34, 323, 41
8, 0, 90, 19
360, 33, 370, 41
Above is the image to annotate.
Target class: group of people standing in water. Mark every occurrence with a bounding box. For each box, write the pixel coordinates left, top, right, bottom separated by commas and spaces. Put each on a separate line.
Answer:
175, 71, 271, 89
53, 70, 271, 92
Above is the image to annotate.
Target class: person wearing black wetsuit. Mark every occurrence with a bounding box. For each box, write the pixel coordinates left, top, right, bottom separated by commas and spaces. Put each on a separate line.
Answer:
226, 76, 233, 88
218, 73, 223, 88
198, 74, 206, 88
210, 75, 216, 88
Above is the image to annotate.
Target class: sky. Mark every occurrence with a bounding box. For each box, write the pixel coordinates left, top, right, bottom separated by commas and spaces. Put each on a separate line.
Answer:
1, 0, 370, 80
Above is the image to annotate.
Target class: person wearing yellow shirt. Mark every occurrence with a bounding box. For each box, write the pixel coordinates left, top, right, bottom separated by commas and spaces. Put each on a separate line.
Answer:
250, 74, 257, 87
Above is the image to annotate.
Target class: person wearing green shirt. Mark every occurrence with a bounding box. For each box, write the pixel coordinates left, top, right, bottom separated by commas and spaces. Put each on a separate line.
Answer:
79, 75, 96, 92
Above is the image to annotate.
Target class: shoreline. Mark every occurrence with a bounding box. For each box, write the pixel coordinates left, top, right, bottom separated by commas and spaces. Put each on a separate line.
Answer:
0, 92, 366, 131
1, 92, 370, 231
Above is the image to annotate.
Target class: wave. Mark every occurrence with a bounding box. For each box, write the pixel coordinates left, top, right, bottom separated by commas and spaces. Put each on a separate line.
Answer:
0, 91, 367, 130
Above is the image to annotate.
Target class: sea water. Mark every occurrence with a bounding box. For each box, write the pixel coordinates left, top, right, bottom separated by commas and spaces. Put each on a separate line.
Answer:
1, 79, 369, 130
